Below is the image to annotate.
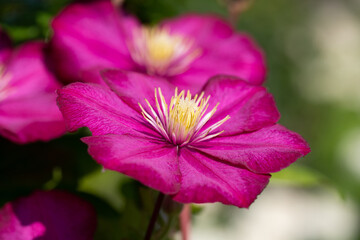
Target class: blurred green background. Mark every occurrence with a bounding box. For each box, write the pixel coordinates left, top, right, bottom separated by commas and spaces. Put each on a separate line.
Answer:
1, 0, 360, 239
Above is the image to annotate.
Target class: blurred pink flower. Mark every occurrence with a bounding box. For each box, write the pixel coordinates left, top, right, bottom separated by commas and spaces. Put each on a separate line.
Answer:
0, 30, 65, 144
50, 0, 266, 92
0, 190, 96, 240
57, 70, 310, 208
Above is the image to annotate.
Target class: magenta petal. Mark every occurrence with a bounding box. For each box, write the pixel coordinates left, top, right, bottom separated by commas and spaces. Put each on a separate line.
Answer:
0, 93, 65, 144
201, 76, 279, 135
163, 15, 266, 91
80, 67, 110, 86
5, 42, 61, 100
0, 42, 65, 144
82, 134, 181, 194
173, 148, 270, 208
101, 70, 176, 112
50, 0, 138, 82
57, 82, 154, 136
161, 14, 235, 47
0, 190, 96, 240
192, 124, 310, 174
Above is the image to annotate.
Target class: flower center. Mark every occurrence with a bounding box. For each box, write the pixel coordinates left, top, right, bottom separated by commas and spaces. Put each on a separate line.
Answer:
146, 29, 176, 62
129, 27, 201, 76
0, 65, 11, 101
139, 88, 230, 146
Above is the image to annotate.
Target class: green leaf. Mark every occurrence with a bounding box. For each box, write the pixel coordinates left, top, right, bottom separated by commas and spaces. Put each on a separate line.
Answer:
271, 164, 327, 186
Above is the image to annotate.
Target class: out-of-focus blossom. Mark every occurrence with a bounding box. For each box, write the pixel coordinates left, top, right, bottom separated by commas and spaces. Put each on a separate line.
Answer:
57, 70, 310, 208
0, 190, 97, 240
0, 29, 65, 144
50, 0, 266, 92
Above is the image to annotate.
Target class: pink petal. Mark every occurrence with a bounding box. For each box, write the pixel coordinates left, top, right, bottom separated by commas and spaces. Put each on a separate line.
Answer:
5, 42, 61, 100
0, 190, 96, 240
57, 82, 155, 137
163, 15, 266, 92
173, 148, 270, 208
0, 93, 65, 144
201, 76, 279, 136
192, 124, 310, 174
160, 14, 235, 48
101, 70, 176, 112
82, 134, 181, 194
0, 42, 65, 144
50, 0, 138, 82
0, 28, 11, 63
80, 67, 110, 86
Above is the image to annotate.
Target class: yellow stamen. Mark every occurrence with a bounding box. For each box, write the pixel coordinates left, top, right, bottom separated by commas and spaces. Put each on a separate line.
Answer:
145, 28, 176, 62
139, 88, 230, 145
128, 26, 201, 76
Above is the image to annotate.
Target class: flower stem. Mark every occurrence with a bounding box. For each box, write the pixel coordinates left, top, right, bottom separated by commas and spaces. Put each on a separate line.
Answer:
144, 192, 165, 240
224, 0, 254, 25
180, 204, 191, 240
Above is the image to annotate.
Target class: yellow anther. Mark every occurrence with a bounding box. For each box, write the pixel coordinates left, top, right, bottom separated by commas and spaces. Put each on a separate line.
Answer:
139, 88, 230, 145
128, 26, 201, 76
145, 28, 176, 62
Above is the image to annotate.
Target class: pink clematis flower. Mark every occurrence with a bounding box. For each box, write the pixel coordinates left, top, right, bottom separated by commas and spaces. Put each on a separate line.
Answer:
0, 190, 97, 240
57, 70, 310, 208
0, 29, 65, 144
50, 0, 266, 92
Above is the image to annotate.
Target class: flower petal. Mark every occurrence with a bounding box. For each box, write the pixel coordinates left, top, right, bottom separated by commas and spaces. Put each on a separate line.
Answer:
82, 134, 181, 194
173, 148, 270, 208
101, 70, 176, 112
0, 93, 65, 144
0, 42, 65, 144
57, 82, 156, 137
201, 76, 279, 136
50, 0, 138, 82
0, 190, 96, 240
5, 42, 61, 100
163, 15, 266, 92
191, 124, 311, 174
